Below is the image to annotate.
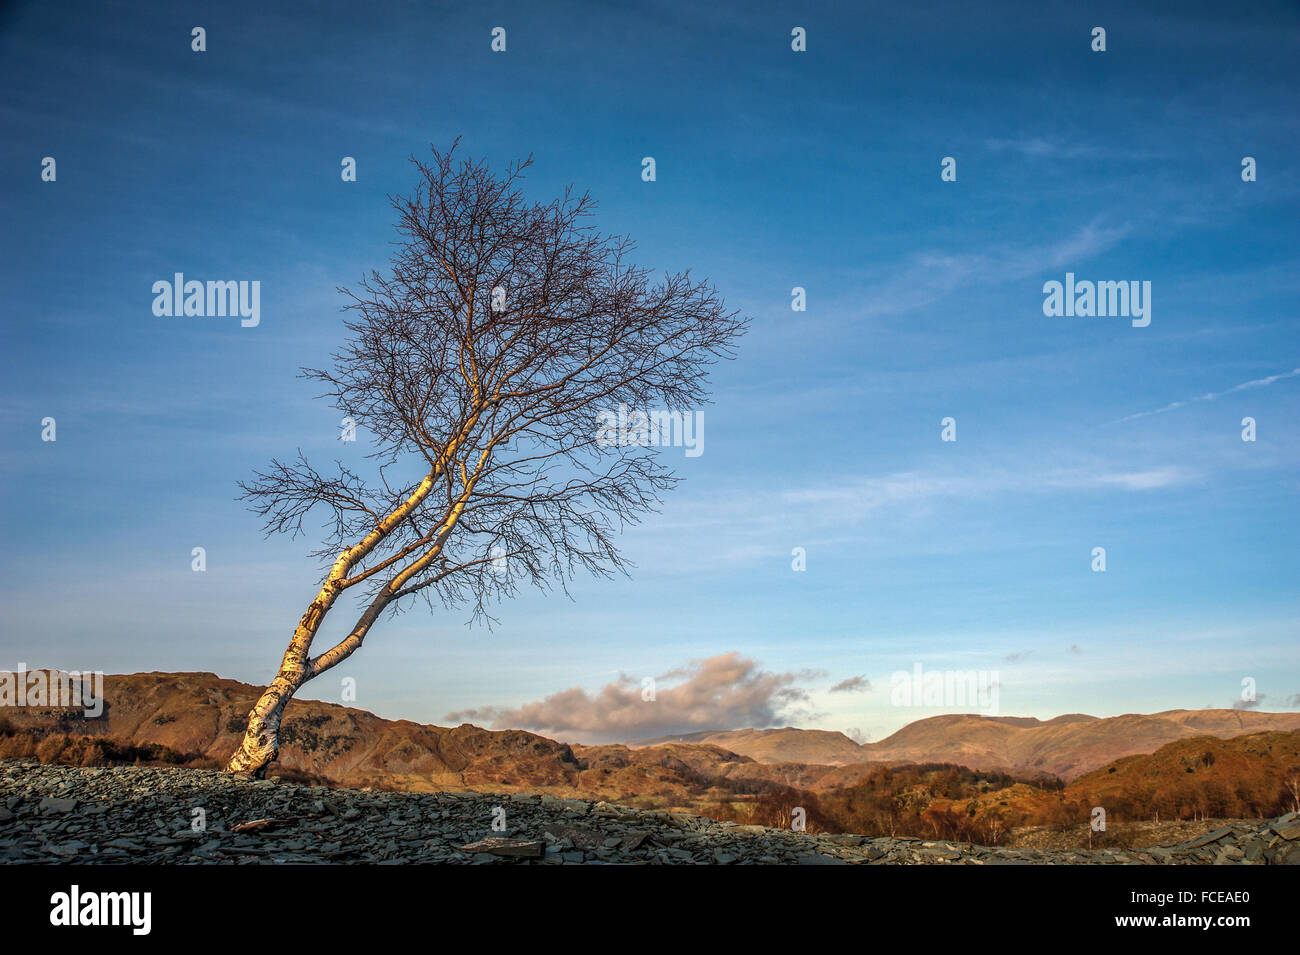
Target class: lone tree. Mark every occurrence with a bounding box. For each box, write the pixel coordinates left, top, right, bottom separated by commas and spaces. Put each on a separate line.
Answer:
227, 143, 747, 775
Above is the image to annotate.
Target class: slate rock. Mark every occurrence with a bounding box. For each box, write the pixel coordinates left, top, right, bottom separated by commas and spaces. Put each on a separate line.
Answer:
1, 760, 1294, 867
457, 838, 544, 858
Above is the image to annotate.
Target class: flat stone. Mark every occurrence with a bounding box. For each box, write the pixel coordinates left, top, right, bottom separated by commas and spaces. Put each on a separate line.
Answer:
457, 838, 543, 858
796, 853, 850, 865
1270, 818, 1300, 841
1184, 826, 1234, 849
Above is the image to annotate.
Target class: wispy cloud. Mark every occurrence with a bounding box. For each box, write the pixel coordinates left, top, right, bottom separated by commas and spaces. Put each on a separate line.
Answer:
858, 221, 1130, 317
1043, 467, 1188, 491
829, 676, 871, 694
1115, 367, 1300, 423
616, 457, 1196, 577
781, 464, 1190, 519
984, 136, 1165, 162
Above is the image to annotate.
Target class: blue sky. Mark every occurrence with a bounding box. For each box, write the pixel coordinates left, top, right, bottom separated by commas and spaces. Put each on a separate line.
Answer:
2, 0, 1298, 744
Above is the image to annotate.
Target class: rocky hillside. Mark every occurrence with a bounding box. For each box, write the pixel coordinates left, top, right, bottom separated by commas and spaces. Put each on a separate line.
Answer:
1069, 728, 1300, 814
858, 730, 1300, 846
4, 671, 587, 790
3, 761, 1297, 865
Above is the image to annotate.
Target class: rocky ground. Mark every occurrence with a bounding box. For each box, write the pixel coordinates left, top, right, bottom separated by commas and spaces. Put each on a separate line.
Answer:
1007, 818, 1247, 851
1, 760, 1297, 864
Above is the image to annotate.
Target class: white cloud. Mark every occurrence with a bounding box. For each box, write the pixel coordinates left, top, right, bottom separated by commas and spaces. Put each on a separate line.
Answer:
445, 652, 818, 744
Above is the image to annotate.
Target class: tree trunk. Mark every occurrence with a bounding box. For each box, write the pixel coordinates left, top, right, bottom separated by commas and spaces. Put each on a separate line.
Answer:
225, 580, 396, 775
225, 670, 306, 776
225, 580, 340, 776
225, 464, 464, 776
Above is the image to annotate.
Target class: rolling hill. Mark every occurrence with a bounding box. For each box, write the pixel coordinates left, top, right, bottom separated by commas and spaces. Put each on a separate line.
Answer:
635, 710, 1300, 780
632, 727, 870, 766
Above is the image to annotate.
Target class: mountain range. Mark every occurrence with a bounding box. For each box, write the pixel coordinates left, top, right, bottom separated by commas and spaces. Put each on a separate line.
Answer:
638, 709, 1300, 779
6, 671, 1298, 788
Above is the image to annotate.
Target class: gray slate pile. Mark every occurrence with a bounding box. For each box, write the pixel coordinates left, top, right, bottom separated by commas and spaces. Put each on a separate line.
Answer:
1, 760, 1297, 865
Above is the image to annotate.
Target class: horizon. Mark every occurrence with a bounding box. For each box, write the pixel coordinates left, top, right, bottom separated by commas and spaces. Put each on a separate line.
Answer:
3, 0, 1299, 747
4, 665, 1300, 749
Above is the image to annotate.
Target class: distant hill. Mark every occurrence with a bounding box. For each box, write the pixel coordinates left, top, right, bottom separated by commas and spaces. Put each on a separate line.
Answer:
1068, 728, 1300, 814
861, 710, 1300, 779
632, 727, 869, 766
928, 729, 1300, 836
634, 710, 1300, 780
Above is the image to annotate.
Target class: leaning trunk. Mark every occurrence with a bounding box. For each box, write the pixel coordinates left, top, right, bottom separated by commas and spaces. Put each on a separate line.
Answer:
225, 579, 340, 776
225, 581, 397, 775
225, 669, 307, 776
225, 464, 458, 776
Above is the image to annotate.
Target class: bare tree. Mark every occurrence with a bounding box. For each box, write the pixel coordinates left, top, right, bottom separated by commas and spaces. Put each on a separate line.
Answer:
1284, 770, 1300, 815
226, 143, 747, 775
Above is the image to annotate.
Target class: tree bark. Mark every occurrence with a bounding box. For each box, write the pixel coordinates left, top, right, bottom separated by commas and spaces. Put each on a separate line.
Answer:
225, 671, 304, 775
